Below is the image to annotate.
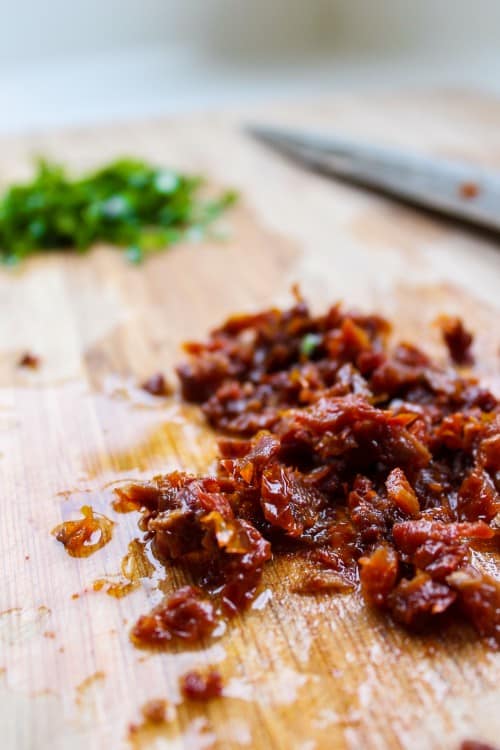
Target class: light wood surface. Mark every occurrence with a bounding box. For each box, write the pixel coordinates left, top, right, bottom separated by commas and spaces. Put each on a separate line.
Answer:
1, 90, 500, 750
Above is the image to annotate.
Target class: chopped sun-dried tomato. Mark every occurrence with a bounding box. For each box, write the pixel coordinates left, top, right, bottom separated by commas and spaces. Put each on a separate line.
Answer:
131, 586, 217, 646
180, 669, 223, 701
52, 506, 114, 558
121, 297, 500, 647
141, 372, 171, 397
438, 315, 474, 365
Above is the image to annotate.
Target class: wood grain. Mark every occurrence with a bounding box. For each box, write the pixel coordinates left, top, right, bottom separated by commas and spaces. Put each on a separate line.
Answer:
1, 90, 500, 750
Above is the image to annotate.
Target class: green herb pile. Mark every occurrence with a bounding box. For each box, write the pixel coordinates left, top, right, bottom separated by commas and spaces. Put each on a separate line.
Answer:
0, 158, 237, 264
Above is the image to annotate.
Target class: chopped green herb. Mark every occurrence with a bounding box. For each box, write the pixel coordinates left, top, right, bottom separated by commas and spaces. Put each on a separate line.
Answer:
125, 245, 144, 265
300, 333, 322, 358
0, 158, 237, 265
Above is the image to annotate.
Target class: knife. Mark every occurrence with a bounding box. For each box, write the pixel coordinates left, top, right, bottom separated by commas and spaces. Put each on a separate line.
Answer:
247, 124, 500, 233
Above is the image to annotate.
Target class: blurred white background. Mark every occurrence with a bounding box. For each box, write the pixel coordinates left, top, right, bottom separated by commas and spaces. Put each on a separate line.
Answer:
2, 0, 500, 133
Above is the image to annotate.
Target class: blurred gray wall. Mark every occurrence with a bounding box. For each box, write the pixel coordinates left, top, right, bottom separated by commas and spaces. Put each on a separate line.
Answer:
329, 0, 500, 54
2, 0, 498, 67
0, 0, 329, 64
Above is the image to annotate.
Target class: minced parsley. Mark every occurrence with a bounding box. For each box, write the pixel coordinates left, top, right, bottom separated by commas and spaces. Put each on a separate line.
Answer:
0, 158, 237, 264
300, 333, 322, 358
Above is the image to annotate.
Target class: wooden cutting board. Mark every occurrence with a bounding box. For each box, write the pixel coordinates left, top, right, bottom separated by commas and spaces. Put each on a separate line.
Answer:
1, 90, 500, 750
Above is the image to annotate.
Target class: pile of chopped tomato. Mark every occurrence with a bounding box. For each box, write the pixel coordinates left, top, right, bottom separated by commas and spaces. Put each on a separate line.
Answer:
126, 295, 499, 648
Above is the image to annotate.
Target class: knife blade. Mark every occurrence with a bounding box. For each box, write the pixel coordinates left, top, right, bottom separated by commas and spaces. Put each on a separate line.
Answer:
247, 124, 500, 233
